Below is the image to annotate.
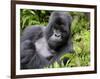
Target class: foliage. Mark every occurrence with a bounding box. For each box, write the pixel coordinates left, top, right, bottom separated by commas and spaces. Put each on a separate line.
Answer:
20, 9, 52, 31
20, 10, 90, 68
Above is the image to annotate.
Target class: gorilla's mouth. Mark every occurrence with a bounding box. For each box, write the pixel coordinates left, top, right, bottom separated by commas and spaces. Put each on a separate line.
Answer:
48, 39, 63, 50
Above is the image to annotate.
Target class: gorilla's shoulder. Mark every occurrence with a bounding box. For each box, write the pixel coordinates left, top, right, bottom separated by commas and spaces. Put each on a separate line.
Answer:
23, 25, 44, 32
21, 25, 46, 41
22, 25, 46, 34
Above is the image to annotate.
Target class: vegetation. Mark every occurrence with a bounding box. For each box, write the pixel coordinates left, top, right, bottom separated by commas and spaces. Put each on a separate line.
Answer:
20, 9, 90, 68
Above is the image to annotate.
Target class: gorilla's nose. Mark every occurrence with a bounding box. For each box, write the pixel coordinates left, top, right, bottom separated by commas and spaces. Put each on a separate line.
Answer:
55, 34, 61, 37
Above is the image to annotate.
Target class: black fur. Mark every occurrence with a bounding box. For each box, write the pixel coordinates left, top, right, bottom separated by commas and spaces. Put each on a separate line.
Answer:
20, 12, 73, 69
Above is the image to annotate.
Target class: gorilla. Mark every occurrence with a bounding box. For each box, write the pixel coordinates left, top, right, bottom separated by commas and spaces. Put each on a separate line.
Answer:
20, 11, 73, 69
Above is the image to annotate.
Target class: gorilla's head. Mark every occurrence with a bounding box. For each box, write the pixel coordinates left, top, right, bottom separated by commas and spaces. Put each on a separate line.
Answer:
46, 12, 72, 51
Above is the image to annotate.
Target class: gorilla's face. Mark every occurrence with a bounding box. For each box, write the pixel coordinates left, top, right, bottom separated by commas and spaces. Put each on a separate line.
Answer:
48, 26, 68, 50
47, 12, 72, 50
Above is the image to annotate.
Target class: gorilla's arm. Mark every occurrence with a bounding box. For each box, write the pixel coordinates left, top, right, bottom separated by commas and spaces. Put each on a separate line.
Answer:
20, 26, 53, 69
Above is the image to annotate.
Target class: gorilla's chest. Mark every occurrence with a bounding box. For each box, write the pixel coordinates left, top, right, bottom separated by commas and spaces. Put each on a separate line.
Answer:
35, 37, 52, 58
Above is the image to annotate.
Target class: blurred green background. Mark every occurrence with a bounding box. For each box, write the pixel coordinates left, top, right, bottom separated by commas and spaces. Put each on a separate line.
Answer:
20, 9, 90, 68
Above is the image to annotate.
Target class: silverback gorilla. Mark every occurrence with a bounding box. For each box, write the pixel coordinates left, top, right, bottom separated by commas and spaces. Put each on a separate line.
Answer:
20, 11, 73, 69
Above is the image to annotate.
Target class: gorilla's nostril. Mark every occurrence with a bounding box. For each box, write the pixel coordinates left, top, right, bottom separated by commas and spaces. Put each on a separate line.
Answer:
55, 34, 60, 37
55, 34, 57, 37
